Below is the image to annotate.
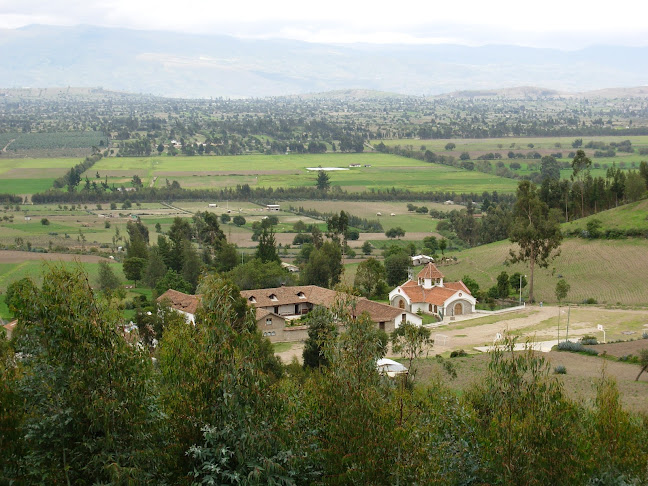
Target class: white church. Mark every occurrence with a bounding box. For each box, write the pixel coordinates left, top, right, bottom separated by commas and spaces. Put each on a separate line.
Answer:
389, 262, 476, 320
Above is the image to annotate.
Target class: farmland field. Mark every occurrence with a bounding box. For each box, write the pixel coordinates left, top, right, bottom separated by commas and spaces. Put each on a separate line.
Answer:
439, 238, 648, 306
85, 153, 518, 194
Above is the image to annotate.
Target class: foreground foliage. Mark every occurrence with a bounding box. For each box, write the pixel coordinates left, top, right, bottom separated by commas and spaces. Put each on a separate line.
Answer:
1, 267, 648, 484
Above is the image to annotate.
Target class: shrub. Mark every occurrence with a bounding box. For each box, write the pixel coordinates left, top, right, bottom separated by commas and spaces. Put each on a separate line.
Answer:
583, 298, 598, 305
580, 335, 599, 345
554, 365, 567, 374
642, 331, 648, 339
450, 349, 468, 358
557, 340, 599, 355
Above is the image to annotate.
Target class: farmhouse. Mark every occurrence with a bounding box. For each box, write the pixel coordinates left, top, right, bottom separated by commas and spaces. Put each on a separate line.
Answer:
389, 262, 476, 320
241, 285, 422, 340
159, 285, 421, 342
266, 204, 280, 211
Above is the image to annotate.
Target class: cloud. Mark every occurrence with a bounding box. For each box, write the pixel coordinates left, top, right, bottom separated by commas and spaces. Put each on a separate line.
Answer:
1, 0, 646, 48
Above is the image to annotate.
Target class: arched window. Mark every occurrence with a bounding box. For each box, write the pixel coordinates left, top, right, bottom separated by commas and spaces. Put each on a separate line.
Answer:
398, 300, 405, 309
428, 304, 433, 312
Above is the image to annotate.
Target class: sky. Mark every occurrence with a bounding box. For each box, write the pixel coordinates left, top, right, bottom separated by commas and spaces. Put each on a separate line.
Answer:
0, 0, 646, 49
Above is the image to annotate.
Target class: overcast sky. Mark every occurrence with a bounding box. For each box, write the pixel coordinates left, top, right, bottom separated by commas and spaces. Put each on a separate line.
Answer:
1, 0, 646, 49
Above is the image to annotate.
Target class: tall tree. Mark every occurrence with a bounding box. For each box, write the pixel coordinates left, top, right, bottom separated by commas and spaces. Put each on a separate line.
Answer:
354, 257, 388, 298
540, 155, 561, 182
255, 225, 280, 264
508, 181, 562, 302
9, 266, 162, 483
571, 149, 592, 218
316, 170, 330, 191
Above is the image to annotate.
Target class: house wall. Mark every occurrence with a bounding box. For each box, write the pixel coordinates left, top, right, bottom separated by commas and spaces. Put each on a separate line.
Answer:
444, 298, 475, 317
390, 295, 410, 312
258, 314, 285, 341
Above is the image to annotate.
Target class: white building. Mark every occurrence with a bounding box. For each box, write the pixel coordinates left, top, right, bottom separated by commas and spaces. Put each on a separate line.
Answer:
389, 262, 476, 320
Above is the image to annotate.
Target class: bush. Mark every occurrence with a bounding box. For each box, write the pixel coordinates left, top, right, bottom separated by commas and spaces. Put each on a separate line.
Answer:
642, 331, 648, 339
554, 365, 567, 374
450, 349, 468, 358
557, 340, 599, 355
583, 298, 598, 305
579, 335, 598, 345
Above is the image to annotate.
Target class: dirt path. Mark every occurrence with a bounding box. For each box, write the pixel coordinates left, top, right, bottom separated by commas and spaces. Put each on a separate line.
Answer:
1, 138, 15, 152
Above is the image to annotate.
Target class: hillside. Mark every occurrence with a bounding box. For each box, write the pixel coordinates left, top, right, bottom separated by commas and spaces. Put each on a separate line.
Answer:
2, 25, 648, 98
439, 238, 648, 306
563, 199, 648, 233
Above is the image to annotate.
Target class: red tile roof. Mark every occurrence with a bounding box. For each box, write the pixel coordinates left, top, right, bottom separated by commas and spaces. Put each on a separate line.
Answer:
157, 289, 201, 315
240, 285, 339, 308
399, 284, 459, 306
353, 298, 409, 321
417, 262, 444, 279
444, 280, 471, 295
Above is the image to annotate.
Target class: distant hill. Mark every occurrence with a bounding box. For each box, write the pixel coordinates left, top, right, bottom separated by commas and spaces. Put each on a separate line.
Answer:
2, 25, 648, 98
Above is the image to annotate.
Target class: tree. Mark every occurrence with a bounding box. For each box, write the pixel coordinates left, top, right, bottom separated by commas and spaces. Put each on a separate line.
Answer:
508, 181, 562, 302
220, 213, 231, 224
255, 225, 280, 264
9, 266, 162, 483
98, 260, 121, 293
232, 215, 246, 226
303, 306, 338, 368
354, 258, 387, 298
227, 259, 295, 290
391, 322, 432, 383
316, 170, 330, 191
385, 227, 405, 239
301, 241, 343, 288
154, 269, 193, 296
445, 142, 456, 151
361, 241, 373, 255
439, 238, 447, 256
143, 246, 167, 288
555, 278, 570, 303
496, 271, 510, 298
385, 252, 410, 286
635, 349, 648, 381
540, 155, 560, 181
40, 218, 49, 225
123, 257, 147, 286
131, 174, 143, 188
157, 142, 164, 154
571, 149, 592, 218
625, 171, 645, 202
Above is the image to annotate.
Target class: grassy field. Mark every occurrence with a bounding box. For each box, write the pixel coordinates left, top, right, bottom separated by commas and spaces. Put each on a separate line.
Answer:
439, 238, 648, 306
563, 199, 648, 233
0, 153, 521, 195
0, 260, 124, 293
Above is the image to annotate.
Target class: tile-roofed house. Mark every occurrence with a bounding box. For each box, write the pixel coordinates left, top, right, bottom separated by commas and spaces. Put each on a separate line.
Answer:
242, 285, 421, 338
389, 262, 476, 320
157, 289, 201, 323
158, 285, 423, 343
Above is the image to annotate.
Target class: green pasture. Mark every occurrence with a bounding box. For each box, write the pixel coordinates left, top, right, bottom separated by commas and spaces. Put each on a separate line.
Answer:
0, 178, 56, 194
86, 153, 518, 194
439, 238, 648, 306
0, 260, 123, 292
563, 199, 648, 232
373, 135, 648, 153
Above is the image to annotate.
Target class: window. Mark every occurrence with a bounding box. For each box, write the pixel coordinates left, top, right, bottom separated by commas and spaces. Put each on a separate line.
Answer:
269, 294, 278, 301
266, 318, 272, 326
434, 305, 438, 313
248, 296, 256, 303
428, 304, 432, 312
297, 292, 306, 299
274, 306, 279, 314
398, 300, 405, 309
379, 322, 385, 331
402, 314, 406, 323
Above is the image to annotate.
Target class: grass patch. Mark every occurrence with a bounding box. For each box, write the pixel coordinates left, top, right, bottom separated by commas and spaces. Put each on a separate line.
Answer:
273, 342, 293, 353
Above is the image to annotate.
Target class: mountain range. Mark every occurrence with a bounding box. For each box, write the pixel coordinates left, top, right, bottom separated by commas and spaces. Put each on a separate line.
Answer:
1, 25, 647, 99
